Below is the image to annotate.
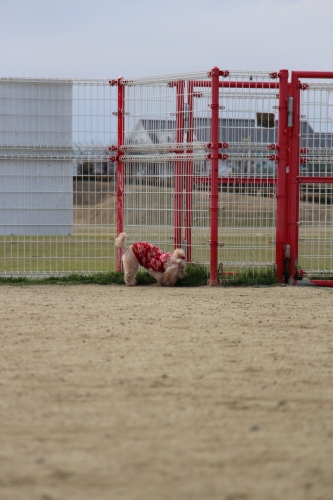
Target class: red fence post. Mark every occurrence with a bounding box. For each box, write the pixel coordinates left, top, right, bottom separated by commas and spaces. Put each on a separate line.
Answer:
275, 69, 289, 281
116, 77, 125, 272
174, 81, 185, 249
287, 72, 301, 281
209, 67, 220, 286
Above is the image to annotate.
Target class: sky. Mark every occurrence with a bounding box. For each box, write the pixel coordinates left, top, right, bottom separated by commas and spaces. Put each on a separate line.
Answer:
1, 0, 333, 79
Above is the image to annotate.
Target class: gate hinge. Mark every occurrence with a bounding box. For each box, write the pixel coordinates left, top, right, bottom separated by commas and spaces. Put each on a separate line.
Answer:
112, 110, 129, 116
208, 69, 230, 77
295, 268, 307, 278
208, 241, 225, 247
208, 104, 225, 110
209, 104, 225, 110
206, 142, 229, 149
206, 153, 229, 160
287, 96, 293, 127
297, 83, 309, 90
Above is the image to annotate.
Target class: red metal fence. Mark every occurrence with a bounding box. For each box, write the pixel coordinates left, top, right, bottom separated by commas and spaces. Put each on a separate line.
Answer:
2, 70, 332, 284
111, 68, 333, 286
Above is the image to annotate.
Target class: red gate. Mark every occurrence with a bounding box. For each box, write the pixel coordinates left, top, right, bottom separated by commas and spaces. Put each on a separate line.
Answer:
287, 71, 333, 286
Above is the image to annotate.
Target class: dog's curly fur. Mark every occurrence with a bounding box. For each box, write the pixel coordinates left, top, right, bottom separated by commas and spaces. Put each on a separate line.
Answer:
115, 232, 186, 286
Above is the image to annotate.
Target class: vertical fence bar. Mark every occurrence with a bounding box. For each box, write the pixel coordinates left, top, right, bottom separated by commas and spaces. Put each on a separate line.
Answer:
185, 81, 194, 262
288, 72, 301, 281
116, 77, 125, 271
276, 69, 289, 281
174, 81, 185, 249
209, 67, 220, 285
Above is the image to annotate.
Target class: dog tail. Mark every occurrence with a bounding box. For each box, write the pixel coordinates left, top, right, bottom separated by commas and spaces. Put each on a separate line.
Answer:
115, 232, 129, 252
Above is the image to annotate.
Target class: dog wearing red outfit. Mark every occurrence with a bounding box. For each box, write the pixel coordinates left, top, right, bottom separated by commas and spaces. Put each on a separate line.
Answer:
115, 232, 186, 286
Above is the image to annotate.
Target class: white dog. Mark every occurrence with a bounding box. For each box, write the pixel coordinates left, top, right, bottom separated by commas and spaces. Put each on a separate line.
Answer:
115, 232, 186, 286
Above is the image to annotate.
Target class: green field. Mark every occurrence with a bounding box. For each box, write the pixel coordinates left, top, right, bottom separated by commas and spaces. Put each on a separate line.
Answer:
1, 182, 332, 278
0, 233, 116, 276
0, 227, 277, 277
2, 225, 332, 278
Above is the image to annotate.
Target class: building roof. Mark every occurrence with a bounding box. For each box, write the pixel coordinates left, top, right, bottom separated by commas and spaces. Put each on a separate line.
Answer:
126, 117, 332, 149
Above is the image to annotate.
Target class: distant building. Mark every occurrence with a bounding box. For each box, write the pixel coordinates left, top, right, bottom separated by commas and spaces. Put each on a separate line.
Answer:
125, 117, 333, 180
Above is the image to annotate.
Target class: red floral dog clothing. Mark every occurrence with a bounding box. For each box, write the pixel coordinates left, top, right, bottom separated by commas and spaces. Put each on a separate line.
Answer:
132, 242, 173, 272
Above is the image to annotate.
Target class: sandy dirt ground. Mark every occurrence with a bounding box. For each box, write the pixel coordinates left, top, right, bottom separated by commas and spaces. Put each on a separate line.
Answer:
0, 283, 333, 500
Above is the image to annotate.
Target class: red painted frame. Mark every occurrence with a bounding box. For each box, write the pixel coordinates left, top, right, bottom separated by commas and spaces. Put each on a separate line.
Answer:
289, 71, 333, 285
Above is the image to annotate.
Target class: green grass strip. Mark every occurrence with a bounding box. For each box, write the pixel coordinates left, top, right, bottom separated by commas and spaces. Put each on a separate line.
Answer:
0, 266, 278, 287
0, 273, 123, 286
176, 264, 208, 287
220, 268, 279, 287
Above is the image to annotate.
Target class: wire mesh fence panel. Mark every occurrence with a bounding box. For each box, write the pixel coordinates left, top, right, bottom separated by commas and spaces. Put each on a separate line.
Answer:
188, 77, 215, 267
120, 72, 214, 263
121, 79, 178, 252
297, 81, 333, 278
191, 71, 279, 276
299, 183, 333, 278
0, 78, 117, 277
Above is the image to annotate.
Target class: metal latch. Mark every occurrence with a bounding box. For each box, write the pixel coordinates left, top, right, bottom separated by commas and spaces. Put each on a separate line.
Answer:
287, 96, 293, 128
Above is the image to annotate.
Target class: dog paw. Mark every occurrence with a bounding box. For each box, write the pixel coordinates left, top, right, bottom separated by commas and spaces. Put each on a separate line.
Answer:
125, 281, 136, 287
